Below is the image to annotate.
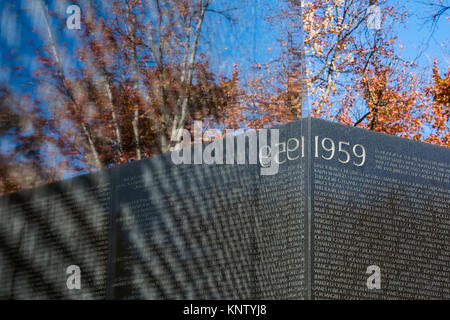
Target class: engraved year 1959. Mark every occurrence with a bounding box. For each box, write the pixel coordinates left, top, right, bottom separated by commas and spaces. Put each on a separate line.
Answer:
314, 136, 366, 166
259, 136, 366, 167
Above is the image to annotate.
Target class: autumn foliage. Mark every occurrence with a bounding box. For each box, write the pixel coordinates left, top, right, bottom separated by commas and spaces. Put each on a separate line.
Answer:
425, 61, 450, 145
0, 0, 448, 194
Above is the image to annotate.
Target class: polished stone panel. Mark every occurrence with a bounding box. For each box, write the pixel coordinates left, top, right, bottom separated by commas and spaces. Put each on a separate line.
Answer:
1, 118, 449, 299
310, 118, 450, 299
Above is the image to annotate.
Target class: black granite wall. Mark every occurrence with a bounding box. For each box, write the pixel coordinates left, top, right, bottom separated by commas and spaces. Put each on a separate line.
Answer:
310, 118, 450, 299
0, 119, 308, 299
1, 118, 449, 299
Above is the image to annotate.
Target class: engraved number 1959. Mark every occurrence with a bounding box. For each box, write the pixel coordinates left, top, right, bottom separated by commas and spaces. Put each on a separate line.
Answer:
314, 136, 366, 166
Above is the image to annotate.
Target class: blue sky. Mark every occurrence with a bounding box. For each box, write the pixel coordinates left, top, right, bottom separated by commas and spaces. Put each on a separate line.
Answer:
1, 0, 448, 89
199, 0, 449, 79
0, 0, 447, 179
395, 0, 449, 74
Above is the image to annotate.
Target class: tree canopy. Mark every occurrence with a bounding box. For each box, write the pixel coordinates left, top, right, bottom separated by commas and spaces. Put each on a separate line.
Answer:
0, 0, 448, 194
